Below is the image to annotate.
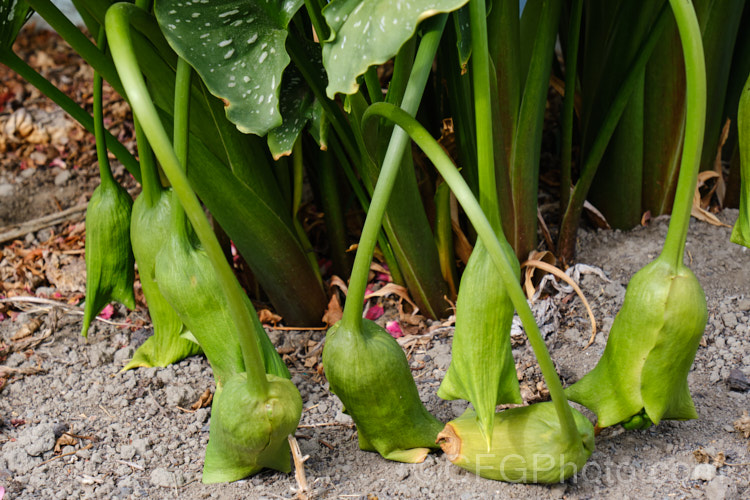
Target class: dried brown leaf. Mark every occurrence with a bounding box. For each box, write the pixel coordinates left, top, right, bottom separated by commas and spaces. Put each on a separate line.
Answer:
11, 317, 42, 341
734, 410, 750, 439
365, 283, 419, 315
258, 309, 282, 326
190, 388, 213, 410
54, 433, 78, 453
693, 448, 711, 464
321, 292, 343, 327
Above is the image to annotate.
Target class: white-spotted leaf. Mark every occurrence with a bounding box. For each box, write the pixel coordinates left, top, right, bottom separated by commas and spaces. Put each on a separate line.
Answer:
267, 64, 314, 159
322, 0, 468, 98
155, 0, 304, 136
1, 0, 32, 49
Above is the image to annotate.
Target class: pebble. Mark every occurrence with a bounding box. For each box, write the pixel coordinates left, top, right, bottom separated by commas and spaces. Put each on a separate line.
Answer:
53, 169, 71, 186
149, 467, 185, 488
704, 475, 733, 500
691, 463, 717, 481
0, 183, 14, 197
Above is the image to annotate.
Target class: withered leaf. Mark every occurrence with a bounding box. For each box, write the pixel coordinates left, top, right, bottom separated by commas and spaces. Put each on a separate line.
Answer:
54, 433, 78, 453
190, 388, 213, 411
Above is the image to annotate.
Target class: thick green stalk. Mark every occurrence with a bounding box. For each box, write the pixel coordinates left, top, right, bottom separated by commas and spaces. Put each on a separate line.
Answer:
470, 0, 500, 230
365, 66, 383, 104
106, 3, 268, 398
170, 58, 191, 243
661, 0, 706, 268
363, 102, 580, 448
560, 0, 583, 214
557, 4, 670, 264
303, 0, 329, 42
0, 49, 140, 180
340, 15, 448, 327
292, 138, 322, 277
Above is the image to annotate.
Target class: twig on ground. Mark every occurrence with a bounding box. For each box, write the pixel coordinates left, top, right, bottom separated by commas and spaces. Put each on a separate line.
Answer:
0, 296, 131, 326
289, 435, 311, 500
35, 443, 93, 467
0, 204, 87, 244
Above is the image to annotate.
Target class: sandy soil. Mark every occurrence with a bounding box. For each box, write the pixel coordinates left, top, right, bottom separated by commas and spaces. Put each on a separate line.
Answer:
0, 210, 747, 499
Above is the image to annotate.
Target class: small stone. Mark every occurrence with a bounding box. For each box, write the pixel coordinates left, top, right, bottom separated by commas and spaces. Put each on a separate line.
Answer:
18, 423, 56, 456
113, 346, 134, 366
120, 445, 136, 461
131, 438, 150, 457
721, 313, 738, 329
149, 467, 185, 488
433, 353, 452, 370
0, 183, 14, 197
54, 169, 71, 186
726, 369, 750, 392
691, 463, 717, 481
705, 475, 733, 500
738, 299, 750, 312
165, 385, 192, 407
334, 410, 352, 424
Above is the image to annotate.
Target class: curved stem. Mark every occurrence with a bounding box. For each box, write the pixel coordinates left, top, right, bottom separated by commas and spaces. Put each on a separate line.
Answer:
340, 15, 447, 328
661, 0, 707, 268
363, 102, 580, 447
0, 49, 141, 180
93, 31, 116, 187
106, 3, 268, 398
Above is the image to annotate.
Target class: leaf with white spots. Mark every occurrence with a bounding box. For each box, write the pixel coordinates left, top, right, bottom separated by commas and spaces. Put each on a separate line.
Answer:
267, 63, 314, 159
1, 0, 32, 49
155, 0, 304, 136
322, 0, 468, 97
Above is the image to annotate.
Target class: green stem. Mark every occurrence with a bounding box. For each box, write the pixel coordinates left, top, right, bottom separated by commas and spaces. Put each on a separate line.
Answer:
557, 3, 669, 264
105, 3, 268, 398
365, 66, 383, 104
469, 0, 500, 230
560, 0, 583, 214
661, 0, 706, 268
0, 49, 140, 181
170, 57, 191, 242
292, 139, 322, 278
93, 31, 115, 187
303, 0, 329, 43
340, 14, 448, 328
363, 102, 580, 448
133, 120, 160, 207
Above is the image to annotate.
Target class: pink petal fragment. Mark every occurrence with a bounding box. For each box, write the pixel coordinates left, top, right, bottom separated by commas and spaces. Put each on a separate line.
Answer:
386, 320, 403, 338
98, 304, 115, 320
375, 273, 392, 283
364, 304, 384, 321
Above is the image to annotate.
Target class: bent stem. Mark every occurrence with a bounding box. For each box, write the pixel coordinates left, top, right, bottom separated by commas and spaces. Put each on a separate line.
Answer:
660, 0, 707, 269
339, 14, 448, 329
92, 31, 115, 188
105, 3, 268, 398
362, 102, 580, 448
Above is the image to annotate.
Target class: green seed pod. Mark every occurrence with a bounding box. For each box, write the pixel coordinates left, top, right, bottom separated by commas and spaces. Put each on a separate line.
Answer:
202, 372, 302, 483
154, 211, 289, 386
322, 319, 444, 463
566, 257, 707, 428
123, 190, 201, 370
438, 240, 522, 448
437, 403, 595, 483
81, 180, 136, 337
730, 71, 750, 248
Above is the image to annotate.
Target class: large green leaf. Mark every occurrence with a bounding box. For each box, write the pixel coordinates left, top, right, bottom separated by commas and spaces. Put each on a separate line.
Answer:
322, 0, 468, 97
1, 0, 32, 49
155, 0, 304, 136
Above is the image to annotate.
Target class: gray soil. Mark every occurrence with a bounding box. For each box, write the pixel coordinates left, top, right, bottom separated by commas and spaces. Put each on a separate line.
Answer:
0, 210, 749, 499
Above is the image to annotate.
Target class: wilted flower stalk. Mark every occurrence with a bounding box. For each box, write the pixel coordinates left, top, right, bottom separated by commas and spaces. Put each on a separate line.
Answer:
566, 0, 709, 429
